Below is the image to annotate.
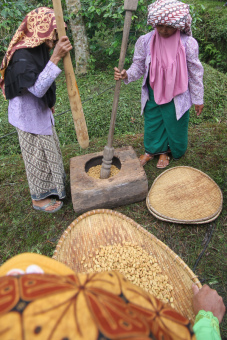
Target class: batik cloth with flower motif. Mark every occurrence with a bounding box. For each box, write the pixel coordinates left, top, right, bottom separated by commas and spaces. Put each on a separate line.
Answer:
0, 7, 57, 94
147, 0, 192, 36
0, 254, 196, 340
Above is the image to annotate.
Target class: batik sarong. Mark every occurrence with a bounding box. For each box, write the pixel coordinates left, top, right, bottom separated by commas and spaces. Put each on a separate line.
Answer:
17, 126, 66, 200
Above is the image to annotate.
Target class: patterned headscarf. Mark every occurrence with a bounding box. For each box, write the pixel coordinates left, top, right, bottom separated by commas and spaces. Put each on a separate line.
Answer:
147, 0, 192, 36
0, 7, 57, 90
0, 253, 196, 340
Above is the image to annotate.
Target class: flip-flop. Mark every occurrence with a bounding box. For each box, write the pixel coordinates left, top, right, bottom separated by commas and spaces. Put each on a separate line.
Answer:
156, 155, 170, 169
33, 199, 63, 213
139, 153, 154, 166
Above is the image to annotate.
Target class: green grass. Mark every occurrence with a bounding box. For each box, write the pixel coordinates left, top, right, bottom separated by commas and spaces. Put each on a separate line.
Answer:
1, 63, 226, 154
0, 64, 226, 336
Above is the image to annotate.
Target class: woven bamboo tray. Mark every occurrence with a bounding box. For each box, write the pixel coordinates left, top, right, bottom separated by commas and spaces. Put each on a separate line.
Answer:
53, 209, 201, 323
146, 166, 223, 224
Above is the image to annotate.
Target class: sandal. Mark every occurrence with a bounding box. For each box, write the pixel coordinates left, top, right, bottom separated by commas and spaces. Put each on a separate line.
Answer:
139, 153, 154, 166
156, 154, 170, 169
33, 199, 63, 213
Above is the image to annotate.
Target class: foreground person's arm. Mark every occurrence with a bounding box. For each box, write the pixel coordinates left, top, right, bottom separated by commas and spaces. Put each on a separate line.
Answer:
192, 284, 225, 340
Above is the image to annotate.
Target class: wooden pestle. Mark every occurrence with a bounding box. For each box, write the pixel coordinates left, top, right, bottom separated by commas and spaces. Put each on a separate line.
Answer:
52, 0, 89, 149
100, 0, 139, 179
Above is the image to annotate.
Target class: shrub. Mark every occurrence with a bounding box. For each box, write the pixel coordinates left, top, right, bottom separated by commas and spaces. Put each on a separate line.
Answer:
0, 0, 34, 57
80, 0, 151, 69
192, 3, 227, 73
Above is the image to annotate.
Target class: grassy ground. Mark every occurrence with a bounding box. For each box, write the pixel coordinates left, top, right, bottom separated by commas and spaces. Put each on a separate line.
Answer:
0, 66, 226, 336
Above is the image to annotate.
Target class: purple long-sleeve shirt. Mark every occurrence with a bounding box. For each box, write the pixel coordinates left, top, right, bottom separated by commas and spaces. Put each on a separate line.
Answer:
8, 60, 61, 135
124, 31, 204, 120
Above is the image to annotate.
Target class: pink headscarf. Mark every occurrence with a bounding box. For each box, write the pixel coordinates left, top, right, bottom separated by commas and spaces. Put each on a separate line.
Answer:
148, 0, 191, 105
149, 29, 188, 105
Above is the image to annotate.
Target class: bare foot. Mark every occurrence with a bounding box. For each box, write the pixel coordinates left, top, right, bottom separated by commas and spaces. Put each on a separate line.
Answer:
157, 154, 170, 169
32, 198, 62, 212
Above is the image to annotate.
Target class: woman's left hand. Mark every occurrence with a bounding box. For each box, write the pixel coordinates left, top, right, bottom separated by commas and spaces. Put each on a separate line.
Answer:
192, 284, 226, 323
50, 36, 72, 65
195, 104, 204, 116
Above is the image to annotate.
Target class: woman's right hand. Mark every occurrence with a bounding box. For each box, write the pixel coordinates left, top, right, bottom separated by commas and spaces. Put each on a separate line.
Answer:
50, 36, 72, 65
114, 67, 128, 80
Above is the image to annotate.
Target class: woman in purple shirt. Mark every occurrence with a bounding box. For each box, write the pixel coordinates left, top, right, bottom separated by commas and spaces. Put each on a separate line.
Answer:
0, 7, 72, 213
114, 0, 204, 169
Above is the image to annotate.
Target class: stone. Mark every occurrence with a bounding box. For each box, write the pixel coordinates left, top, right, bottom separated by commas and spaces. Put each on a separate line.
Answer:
70, 146, 148, 214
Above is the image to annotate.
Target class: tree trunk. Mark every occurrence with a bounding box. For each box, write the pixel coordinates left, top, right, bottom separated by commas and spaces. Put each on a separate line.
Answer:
65, 0, 89, 74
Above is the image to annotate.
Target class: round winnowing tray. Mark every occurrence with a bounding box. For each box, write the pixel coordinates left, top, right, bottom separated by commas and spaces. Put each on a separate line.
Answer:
146, 166, 223, 224
53, 209, 201, 323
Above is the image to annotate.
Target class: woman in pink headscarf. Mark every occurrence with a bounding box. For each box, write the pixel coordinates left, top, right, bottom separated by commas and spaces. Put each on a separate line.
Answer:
114, 0, 204, 168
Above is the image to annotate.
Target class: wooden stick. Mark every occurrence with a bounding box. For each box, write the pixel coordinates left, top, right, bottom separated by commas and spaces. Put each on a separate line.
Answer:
52, 0, 89, 149
100, 0, 138, 179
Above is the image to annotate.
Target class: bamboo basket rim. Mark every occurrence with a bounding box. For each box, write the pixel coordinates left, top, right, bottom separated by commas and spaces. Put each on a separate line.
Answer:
146, 197, 223, 224
53, 208, 201, 288
146, 166, 223, 224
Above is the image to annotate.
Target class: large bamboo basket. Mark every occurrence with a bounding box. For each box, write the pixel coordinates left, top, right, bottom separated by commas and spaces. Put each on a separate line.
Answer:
53, 209, 201, 323
146, 166, 223, 224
